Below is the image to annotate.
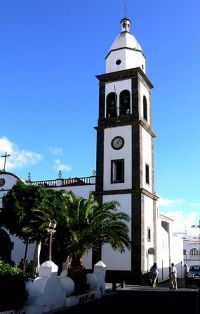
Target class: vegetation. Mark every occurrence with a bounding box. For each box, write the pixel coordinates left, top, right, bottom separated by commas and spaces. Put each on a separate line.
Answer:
0, 182, 131, 293
1, 180, 64, 271
59, 191, 131, 293
0, 259, 28, 310
62, 191, 131, 260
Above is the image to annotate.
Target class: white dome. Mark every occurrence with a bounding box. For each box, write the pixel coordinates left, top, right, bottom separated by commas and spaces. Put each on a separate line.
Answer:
109, 31, 142, 53
106, 18, 146, 74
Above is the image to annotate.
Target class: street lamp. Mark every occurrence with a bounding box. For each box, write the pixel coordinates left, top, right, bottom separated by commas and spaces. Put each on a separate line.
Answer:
45, 220, 57, 261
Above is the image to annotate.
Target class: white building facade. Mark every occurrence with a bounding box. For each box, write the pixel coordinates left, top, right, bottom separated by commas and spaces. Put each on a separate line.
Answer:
183, 237, 200, 267
157, 214, 184, 281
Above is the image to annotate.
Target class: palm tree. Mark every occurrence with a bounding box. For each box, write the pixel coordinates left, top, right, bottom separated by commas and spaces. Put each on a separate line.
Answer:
58, 190, 130, 293
61, 191, 131, 277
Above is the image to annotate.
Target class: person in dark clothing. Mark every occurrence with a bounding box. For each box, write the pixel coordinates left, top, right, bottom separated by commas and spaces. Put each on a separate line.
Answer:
150, 263, 159, 287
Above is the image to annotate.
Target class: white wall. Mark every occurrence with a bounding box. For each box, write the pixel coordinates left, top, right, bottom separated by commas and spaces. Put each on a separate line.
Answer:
141, 128, 152, 193
156, 216, 184, 281
106, 46, 145, 73
54, 184, 95, 199
0, 173, 19, 191
104, 126, 132, 190
101, 194, 131, 270
143, 196, 155, 271
170, 235, 184, 277
125, 50, 145, 73
0, 173, 19, 206
82, 250, 92, 270
11, 235, 35, 264
157, 225, 170, 281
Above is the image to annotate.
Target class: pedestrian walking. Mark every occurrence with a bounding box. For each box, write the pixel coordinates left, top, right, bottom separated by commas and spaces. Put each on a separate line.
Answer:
170, 263, 177, 289
184, 263, 189, 287
150, 263, 159, 287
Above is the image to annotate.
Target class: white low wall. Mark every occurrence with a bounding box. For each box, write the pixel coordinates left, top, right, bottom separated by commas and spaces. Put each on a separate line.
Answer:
25, 260, 106, 314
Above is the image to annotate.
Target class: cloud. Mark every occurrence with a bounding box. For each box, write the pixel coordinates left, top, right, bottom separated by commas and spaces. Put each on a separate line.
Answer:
0, 137, 42, 171
158, 196, 199, 237
54, 158, 71, 172
158, 196, 200, 210
189, 201, 200, 208
0, 137, 14, 153
158, 197, 185, 208
49, 146, 64, 156
160, 209, 199, 237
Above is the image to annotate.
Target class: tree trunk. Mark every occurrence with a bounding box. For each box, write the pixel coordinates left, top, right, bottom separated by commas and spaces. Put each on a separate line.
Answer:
67, 256, 87, 294
32, 241, 41, 274
23, 240, 29, 272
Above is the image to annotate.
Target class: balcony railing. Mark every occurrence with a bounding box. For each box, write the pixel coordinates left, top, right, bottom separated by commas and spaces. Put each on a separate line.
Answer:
30, 176, 96, 188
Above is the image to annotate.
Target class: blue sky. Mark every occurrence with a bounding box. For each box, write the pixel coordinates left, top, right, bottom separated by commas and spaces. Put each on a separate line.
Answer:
0, 0, 199, 234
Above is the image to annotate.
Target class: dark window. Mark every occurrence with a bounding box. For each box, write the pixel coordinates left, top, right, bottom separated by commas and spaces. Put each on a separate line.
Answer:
147, 227, 151, 242
116, 59, 121, 65
111, 159, 124, 183
143, 96, 148, 121
106, 92, 117, 117
119, 90, 130, 115
145, 164, 150, 185
183, 249, 186, 255
190, 248, 199, 255
122, 22, 126, 29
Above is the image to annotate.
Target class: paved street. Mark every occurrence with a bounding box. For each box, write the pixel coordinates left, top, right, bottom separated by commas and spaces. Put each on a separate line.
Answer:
52, 279, 200, 314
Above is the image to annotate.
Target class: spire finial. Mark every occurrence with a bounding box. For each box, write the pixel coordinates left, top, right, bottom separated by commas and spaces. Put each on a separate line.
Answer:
120, 17, 131, 33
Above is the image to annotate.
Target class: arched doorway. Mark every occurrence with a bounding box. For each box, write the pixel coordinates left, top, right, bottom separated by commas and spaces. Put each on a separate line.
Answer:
0, 228, 13, 262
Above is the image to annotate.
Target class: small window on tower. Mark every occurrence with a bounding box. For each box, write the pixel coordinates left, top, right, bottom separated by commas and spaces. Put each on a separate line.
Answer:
111, 159, 124, 183
147, 227, 151, 242
116, 59, 121, 65
145, 163, 150, 185
143, 96, 148, 121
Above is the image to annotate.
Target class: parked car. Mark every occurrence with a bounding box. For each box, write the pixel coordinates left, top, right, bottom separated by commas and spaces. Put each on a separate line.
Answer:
185, 265, 200, 287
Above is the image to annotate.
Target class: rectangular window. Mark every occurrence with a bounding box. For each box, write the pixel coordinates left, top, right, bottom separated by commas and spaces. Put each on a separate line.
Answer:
111, 159, 124, 183
145, 163, 150, 185
147, 227, 151, 242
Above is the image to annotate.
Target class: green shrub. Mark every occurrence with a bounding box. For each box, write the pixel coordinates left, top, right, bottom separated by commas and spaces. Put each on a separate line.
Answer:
0, 260, 28, 311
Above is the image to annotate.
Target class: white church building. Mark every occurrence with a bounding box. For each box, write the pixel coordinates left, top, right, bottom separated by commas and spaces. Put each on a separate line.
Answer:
0, 17, 183, 283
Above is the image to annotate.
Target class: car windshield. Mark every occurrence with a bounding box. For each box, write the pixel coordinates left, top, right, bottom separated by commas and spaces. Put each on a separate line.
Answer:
190, 266, 200, 271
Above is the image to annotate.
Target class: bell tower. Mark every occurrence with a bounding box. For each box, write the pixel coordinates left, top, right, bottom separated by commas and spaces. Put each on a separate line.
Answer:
95, 18, 158, 282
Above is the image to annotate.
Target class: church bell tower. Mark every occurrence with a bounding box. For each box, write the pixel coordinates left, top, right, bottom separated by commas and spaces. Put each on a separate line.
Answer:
95, 18, 158, 282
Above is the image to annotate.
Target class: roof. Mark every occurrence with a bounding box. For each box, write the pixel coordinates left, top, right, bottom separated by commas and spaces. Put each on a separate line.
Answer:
109, 31, 142, 53
107, 17, 143, 58
159, 212, 174, 222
